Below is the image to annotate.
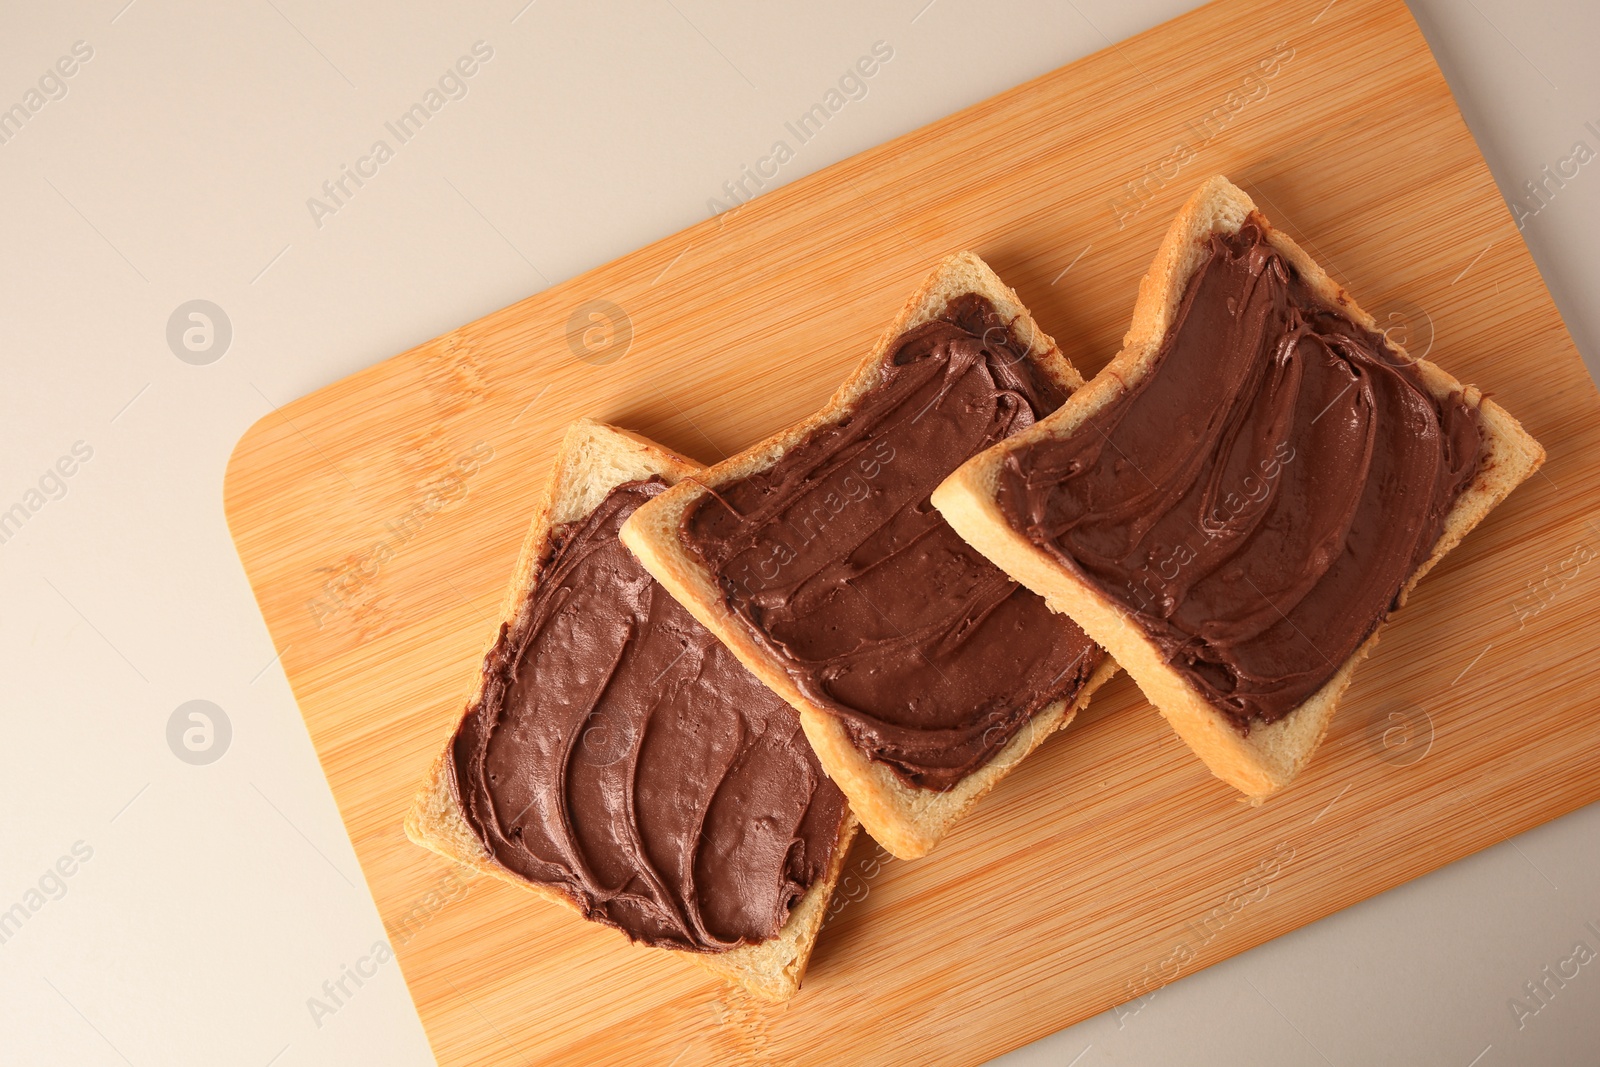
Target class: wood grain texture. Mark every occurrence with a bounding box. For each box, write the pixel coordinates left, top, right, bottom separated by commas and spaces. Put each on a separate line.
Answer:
222, 0, 1600, 1063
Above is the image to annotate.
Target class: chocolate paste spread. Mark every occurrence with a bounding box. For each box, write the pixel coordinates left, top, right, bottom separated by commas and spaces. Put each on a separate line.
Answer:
451, 478, 847, 953
677, 295, 1105, 791
996, 221, 1482, 732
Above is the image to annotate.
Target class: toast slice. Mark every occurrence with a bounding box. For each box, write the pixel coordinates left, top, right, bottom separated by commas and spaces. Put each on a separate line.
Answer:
405, 418, 859, 1002
620, 253, 1117, 860
933, 175, 1545, 799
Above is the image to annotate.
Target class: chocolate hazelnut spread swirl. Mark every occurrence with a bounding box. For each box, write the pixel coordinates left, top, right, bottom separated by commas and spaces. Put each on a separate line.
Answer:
451, 478, 847, 953
997, 222, 1482, 732
678, 295, 1105, 791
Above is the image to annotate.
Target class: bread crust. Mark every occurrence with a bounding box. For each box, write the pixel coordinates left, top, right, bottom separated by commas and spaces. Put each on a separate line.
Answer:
403, 417, 860, 1001
933, 175, 1545, 800
620, 252, 1117, 859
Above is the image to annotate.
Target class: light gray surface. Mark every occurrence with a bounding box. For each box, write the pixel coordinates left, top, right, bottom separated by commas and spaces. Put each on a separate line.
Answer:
0, 2, 1594, 1065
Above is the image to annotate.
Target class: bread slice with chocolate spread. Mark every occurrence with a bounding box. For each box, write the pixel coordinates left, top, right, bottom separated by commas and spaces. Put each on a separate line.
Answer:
406, 418, 859, 1002
933, 176, 1544, 800
620, 253, 1117, 860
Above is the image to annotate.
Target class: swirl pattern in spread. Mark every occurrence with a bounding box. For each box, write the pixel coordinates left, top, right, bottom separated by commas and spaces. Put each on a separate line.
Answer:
679, 296, 1105, 790
997, 223, 1482, 730
452, 479, 847, 952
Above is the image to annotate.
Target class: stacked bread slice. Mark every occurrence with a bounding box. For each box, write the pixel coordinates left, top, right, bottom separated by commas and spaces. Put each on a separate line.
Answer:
933, 175, 1545, 799
406, 419, 859, 1001
621, 252, 1118, 859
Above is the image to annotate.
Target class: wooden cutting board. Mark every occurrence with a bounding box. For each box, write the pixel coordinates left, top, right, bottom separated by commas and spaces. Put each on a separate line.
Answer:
224, 0, 1600, 1062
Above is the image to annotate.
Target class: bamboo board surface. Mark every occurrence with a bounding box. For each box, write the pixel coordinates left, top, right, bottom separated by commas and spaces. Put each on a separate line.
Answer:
223, 0, 1600, 1062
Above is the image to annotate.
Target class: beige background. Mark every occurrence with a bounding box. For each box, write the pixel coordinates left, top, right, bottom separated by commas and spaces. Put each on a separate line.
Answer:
0, 1, 1595, 1064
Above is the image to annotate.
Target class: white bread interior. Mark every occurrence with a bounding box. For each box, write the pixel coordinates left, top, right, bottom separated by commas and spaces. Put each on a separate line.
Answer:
932, 175, 1545, 801
404, 417, 860, 1001
620, 252, 1119, 860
